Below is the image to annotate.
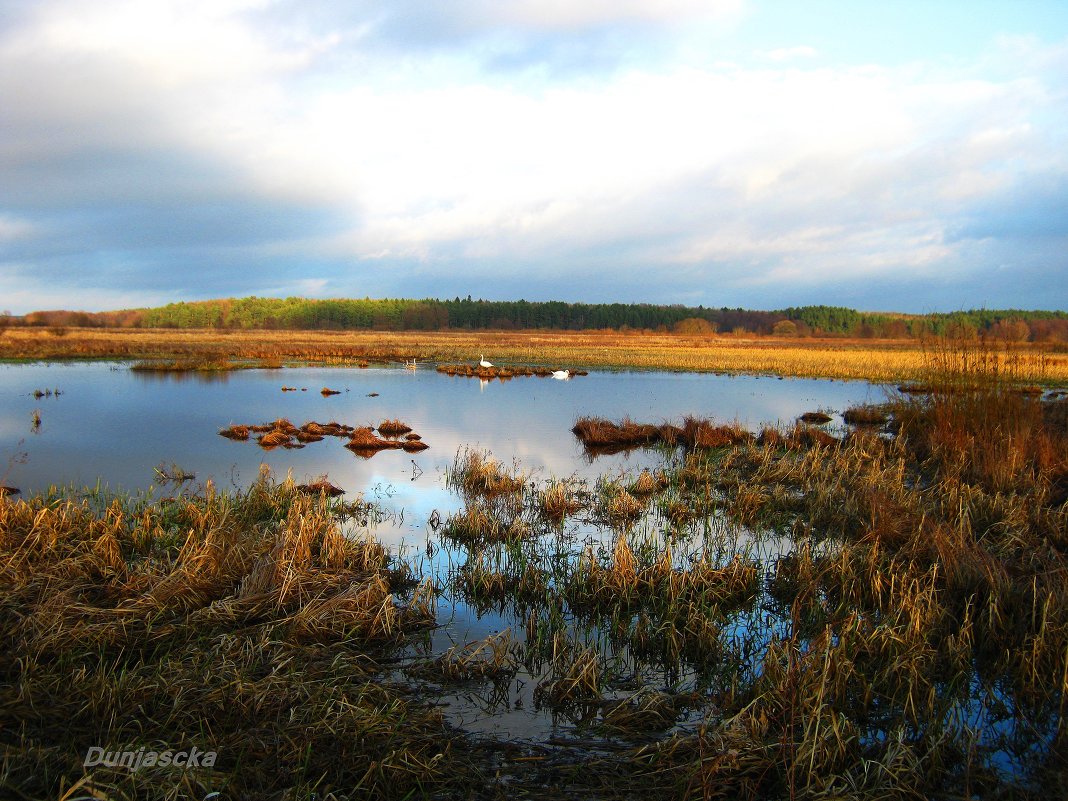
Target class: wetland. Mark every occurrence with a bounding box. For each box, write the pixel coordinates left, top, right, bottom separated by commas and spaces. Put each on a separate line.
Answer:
1, 357, 1066, 799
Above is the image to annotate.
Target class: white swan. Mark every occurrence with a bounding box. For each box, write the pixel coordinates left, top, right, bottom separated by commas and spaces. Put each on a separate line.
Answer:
551, 369, 570, 380
479, 353, 493, 369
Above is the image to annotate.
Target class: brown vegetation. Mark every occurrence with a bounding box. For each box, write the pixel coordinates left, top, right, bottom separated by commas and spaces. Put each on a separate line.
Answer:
4, 325, 1066, 382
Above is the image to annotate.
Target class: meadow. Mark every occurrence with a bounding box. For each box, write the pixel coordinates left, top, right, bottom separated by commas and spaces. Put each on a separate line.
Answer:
1, 340, 1066, 798
2, 325, 1067, 383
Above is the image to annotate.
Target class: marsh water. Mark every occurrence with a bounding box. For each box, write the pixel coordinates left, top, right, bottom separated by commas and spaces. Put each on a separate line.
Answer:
0, 362, 889, 740
1, 361, 880, 498
2, 362, 898, 737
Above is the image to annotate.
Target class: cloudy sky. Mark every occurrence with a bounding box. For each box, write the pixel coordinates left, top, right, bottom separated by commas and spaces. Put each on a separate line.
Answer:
1, 0, 1066, 314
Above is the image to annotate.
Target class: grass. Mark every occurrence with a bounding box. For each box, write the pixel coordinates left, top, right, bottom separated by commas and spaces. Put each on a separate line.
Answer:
4, 326, 1067, 382
3, 339, 1067, 799
0, 471, 472, 800
219, 418, 429, 454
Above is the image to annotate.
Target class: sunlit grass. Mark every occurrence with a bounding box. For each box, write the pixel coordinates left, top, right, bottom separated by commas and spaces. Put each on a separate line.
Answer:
3, 326, 1066, 382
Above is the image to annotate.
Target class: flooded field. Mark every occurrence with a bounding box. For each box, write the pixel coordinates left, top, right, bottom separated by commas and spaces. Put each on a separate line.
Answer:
1, 360, 1064, 798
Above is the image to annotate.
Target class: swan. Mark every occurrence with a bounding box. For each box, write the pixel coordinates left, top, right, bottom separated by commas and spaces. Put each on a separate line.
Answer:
551, 369, 570, 380
479, 354, 493, 369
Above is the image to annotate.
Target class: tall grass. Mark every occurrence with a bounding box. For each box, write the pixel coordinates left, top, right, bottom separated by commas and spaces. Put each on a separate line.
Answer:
4, 325, 1066, 382
0, 471, 469, 799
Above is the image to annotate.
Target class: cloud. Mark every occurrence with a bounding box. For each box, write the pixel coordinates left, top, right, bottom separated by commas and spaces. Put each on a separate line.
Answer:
0, 2, 1065, 313
761, 45, 818, 61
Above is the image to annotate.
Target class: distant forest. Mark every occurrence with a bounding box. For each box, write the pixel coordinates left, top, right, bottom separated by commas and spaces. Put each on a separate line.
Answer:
10, 297, 1068, 341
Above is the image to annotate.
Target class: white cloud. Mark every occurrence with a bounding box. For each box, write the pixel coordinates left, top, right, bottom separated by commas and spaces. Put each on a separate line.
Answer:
462, 0, 744, 30
0, 215, 33, 242
0, 2, 1065, 312
762, 45, 818, 62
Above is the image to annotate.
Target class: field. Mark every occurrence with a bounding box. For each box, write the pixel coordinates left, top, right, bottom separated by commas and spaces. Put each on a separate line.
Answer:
2, 341, 1067, 798
2, 325, 1067, 383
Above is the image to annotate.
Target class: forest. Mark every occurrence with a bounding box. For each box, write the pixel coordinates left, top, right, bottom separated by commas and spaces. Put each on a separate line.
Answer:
8, 297, 1068, 341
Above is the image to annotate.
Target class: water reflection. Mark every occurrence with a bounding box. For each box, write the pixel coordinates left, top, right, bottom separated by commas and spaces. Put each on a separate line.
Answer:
0, 362, 885, 505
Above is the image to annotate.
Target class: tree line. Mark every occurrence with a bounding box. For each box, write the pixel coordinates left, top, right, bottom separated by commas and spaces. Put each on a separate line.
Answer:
8, 298, 1068, 341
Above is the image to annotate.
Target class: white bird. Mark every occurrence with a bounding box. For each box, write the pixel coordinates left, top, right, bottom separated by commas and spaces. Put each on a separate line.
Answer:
479, 353, 493, 369
551, 369, 570, 380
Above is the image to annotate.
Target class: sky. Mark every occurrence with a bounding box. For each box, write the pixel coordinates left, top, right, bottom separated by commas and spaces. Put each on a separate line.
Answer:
1, 0, 1067, 315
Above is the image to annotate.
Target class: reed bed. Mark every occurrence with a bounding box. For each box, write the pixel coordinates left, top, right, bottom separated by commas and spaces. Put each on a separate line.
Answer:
5, 326, 1067, 382
574, 415, 821, 453
0, 471, 474, 800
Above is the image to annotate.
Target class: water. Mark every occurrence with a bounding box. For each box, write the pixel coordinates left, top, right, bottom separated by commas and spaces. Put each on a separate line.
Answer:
0, 361, 882, 505
0, 361, 888, 741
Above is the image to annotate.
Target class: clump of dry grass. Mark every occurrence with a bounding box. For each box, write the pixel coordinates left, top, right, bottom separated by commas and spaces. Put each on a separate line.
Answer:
218, 424, 250, 440
534, 646, 602, 710
599, 690, 699, 733
842, 404, 890, 425
572, 417, 662, 448
295, 479, 345, 497
681, 416, 753, 448
258, 429, 295, 449
538, 478, 586, 523
377, 419, 413, 436
597, 484, 646, 526
572, 415, 754, 452
629, 469, 668, 496
408, 630, 518, 684
448, 448, 526, 497
346, 426, 402, 451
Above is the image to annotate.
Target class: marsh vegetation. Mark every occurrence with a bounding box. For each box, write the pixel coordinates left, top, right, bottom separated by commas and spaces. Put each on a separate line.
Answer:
3, 325, 1066, 383
1, 341, 1066, 798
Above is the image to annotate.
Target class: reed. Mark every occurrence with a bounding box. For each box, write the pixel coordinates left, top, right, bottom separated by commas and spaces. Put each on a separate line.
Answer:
6, 326, 1066, 382
0, 472, 472, 799
447, 448, 526, 497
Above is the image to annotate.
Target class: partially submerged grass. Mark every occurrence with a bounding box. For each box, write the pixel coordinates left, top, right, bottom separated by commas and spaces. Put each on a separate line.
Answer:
408, 630, 519, 684
842, 403, 891, 425
447, 448, 526, 497
0, 470, 472, 799
377, 419, 413, 436
220, 417, 429, 455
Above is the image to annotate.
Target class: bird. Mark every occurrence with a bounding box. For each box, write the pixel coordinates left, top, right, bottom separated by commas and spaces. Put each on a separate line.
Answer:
551, 369, 570, 380
479, 353, 493, 369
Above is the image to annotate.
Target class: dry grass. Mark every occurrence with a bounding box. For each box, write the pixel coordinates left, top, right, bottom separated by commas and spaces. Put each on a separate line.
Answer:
842, 404, 891, 425
5, 326, 1067, 382
0, 471, 467, 800
377, 419, 413, 436
448, 448, 526, 497
408, 630, 519, 684
3, 336, 1067, 799
538, 479, 586, 523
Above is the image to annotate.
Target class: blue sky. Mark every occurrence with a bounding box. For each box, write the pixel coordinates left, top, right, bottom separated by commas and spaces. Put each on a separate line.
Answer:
1, 0, 1066, 314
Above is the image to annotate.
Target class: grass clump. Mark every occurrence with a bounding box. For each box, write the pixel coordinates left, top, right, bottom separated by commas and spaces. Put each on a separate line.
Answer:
377, 419, 413, 436
448, 448, 526, 497
538, 478, 586, 523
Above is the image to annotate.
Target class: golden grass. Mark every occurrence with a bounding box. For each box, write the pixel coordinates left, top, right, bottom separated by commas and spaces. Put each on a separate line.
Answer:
4, 326, 1066, 382
0, 472, 463, 799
